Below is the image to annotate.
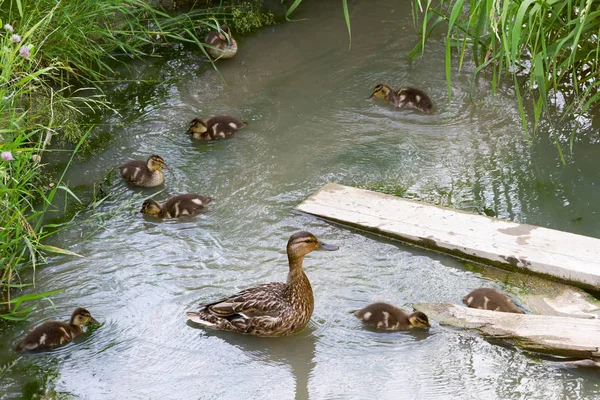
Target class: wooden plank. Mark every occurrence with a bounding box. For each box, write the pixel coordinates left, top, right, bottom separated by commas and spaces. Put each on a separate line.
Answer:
413, 303, 600, 360
296, 183, 600, 290
462, 263, 600, 318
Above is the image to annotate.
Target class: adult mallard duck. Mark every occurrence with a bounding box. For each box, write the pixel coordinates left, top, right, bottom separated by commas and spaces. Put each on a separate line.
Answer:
140, 194, 213, 219
369, 83, 433, 113
119, 154, 168, 187
16, 308, 99, 351
186, 116, 247, 140
463, 288, 524, 314
353, 302, 430, 331
205, 25, 237, 59
187, 231, 339, 337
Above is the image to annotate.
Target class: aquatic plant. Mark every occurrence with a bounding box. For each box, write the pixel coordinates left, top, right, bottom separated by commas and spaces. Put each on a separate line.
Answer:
0, 0, 264, 320
411, 0, 600, 161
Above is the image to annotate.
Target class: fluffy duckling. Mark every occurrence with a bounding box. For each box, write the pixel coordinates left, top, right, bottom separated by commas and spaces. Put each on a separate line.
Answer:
186, 116, 247, 140
205, 25, 237, 59
370, 83, 433, 113
463, 288, 524, 314
140, 194, 213, 219
187, 231, 339, 337
16, 308, 98, 351
119, 154, 168, 187
353, 302, 430, 331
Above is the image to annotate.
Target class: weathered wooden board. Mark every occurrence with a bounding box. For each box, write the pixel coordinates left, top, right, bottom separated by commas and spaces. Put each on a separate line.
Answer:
414, 303, 600, 360
461, 263, 600, 319
296, 183, 600, 290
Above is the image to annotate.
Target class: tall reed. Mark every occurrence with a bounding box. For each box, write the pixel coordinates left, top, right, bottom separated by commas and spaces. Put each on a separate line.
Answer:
411, 0, 600, 161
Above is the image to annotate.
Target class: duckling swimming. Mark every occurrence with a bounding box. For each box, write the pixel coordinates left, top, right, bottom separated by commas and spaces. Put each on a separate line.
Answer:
187, 231, 339, 337
205, 25, 237, 59
119, 154, 168, 187
140, 194, 213, 219
353, 302, 430, 331
186, 116, 247, 140
370, 83, 433, 113
463, 288, 524, 314
16, 308, 98, 351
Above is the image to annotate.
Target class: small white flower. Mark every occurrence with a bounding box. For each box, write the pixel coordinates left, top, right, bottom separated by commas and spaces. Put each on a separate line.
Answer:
19, 45, 30, 60
2, 151, 14, 161
10, 34, 21, 43
4, 24, 14, 33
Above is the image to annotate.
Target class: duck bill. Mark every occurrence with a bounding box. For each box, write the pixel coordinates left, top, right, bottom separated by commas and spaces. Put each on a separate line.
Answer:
88, 317, 100, 325
317, 242, 339, 251
367, 93, 375, 99
162, 163, 172, 171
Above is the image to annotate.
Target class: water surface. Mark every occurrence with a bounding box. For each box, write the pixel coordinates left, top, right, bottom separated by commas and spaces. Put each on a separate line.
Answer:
2, 1, 600, 399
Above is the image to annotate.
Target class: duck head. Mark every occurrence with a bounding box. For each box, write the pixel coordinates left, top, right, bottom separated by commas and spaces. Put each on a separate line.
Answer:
287, 231, 338, 259
71, 307, 99, 326
369, 83, 394, 100
408, 311, 430, 329
186, 118, 208, 138
146, 155, 168, 171
140, 199, 162, 216
218, 25, 232, 43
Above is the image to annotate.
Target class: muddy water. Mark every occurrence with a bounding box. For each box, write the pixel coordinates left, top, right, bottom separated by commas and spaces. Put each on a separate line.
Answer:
2, 0, 600, 399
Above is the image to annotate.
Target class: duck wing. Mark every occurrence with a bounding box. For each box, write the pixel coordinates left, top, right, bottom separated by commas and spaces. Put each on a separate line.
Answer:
201, 282, 287, 318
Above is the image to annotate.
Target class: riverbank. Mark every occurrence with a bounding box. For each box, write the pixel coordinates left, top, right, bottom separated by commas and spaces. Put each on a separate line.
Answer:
0, 0, 275, 322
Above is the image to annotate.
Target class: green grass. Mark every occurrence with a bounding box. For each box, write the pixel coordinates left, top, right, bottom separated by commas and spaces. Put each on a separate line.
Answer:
411, 0, 600, 162
0, 0, 274, 321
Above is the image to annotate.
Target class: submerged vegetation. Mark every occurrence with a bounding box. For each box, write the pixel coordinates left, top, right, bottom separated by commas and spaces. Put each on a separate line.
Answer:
411, 0, 600, 160
0, 0, 274, 321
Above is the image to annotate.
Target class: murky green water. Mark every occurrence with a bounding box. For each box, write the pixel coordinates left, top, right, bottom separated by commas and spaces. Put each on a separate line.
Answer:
2, 1, 600, 398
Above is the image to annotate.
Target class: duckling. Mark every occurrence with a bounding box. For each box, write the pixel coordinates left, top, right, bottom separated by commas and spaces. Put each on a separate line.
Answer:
186, 116, 247, 140
187, 231, 339, 337
463, 288, 524, 314
119, 154, 168, 187
16, 307, 99, 351
369, 83, 433, 113
205, 25, 237, 59
140, 194, 213, 219
353, 302, 430, 331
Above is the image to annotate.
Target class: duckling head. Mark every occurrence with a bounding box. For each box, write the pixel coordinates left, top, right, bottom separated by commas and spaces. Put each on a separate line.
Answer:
369, 84, 393, 100
287, 231, 338, 259
140, 199, 162, 216
408, 311, 430, 329
146, 155, 167, 171
186, 118, 208, 138
71, 307, 99, 326
218, 25, 232, 42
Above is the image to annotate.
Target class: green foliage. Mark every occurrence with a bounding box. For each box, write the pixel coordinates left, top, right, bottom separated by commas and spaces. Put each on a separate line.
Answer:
411, 0, 600, 160
1, 0, 267, 320
226, 2, 275, 34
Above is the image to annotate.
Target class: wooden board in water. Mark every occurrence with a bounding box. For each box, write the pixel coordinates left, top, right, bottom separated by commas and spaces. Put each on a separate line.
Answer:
296, 183, 600, 290
413, 303, 600, 360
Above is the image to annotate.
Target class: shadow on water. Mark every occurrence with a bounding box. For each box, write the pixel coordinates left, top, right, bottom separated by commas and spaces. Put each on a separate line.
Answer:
186, 322, 317, 400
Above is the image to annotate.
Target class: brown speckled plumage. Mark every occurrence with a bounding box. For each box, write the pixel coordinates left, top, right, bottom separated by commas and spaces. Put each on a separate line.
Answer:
205, 25, 237, 59
187, 231, 338, 337
140, 194, 212, 219
463, 288, 524, 314
186, 116, 247, 141
353, 302, 430, 331
16, 308, 98, 351
119, 155, 167, 187
370, 83, 433, 113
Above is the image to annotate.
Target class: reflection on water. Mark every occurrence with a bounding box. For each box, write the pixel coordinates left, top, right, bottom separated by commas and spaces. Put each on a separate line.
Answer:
1, 0, 600, 398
